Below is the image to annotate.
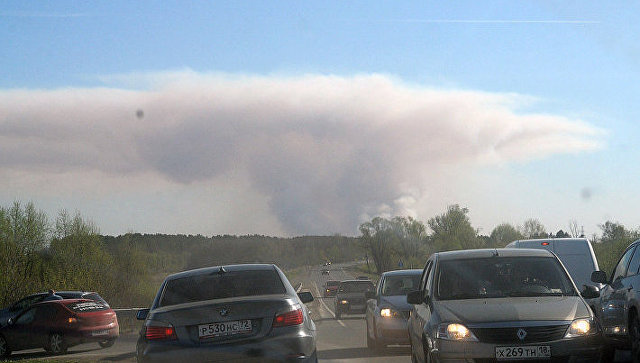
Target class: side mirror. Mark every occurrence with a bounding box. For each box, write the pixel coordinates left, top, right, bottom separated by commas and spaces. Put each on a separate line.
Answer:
136, 308, 149, 321
591, 271, 607, 284
298, 291, 314, 304
365, 291, 376, 300
581, 285, 600, 299
407, 290, 423, 305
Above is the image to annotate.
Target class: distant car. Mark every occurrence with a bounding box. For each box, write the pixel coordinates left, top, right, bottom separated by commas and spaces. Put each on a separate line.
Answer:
334, 280, 375, 319
323, 280, 340, 297
321, 269, 330, 275
0, 291, 110, 326
365, 269, 421, 351
590, 238, 640, 359
0, 299, 119, 358
136, 264, 317, 362
408, 248, 603, 363
323, 262, 331, 266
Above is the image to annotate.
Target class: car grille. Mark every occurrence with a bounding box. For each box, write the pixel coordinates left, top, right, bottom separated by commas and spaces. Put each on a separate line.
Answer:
470, 324, 569, 344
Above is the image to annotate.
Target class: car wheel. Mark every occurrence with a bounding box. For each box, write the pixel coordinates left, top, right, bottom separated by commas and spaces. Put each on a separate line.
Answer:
0, 335, 10, 358
99, 339, 116, 348
48, 333, 67, 355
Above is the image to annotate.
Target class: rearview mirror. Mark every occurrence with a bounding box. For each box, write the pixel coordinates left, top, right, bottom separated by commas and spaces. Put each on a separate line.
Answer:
407, 290, 423, 305
591, 271, 607, 284
365, 291, 376, 300
581, 285, 600, 299
136, 308, 149, 321
298, 291, 314, 304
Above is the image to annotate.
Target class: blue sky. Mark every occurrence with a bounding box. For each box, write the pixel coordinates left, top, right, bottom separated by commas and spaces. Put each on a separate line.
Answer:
1, 1, 638, 237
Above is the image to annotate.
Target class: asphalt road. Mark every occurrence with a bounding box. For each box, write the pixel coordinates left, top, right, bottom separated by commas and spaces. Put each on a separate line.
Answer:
5, 261, 631, 362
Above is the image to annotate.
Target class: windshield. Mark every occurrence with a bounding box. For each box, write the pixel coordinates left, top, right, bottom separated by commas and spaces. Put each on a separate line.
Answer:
339, 281, 375, 293
159, 270, 286, 307
381, 275, 421, 296
436, 257, 576, 300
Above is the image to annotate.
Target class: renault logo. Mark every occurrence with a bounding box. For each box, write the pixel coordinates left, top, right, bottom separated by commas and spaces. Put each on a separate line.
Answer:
219, 309, 229, 317
517, 328, 527, 341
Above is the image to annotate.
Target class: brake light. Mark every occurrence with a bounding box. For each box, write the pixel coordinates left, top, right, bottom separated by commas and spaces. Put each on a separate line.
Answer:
542, 242, 549, 246
68, 317, 78, 324
145, 325, 177, 341
273, 309, 303, 327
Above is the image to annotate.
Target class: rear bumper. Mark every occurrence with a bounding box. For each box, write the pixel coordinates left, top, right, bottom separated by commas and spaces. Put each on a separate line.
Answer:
429, 334, 603, 363
137, 327, 316, 363
65, 324, 119, 346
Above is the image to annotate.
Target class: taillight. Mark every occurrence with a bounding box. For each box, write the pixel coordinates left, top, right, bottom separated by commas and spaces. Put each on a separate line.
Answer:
273, 308, 303, 327
144, 325, 177, 341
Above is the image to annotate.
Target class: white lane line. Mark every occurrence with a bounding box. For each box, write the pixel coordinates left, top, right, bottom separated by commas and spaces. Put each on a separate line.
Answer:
313, 278, 347, 328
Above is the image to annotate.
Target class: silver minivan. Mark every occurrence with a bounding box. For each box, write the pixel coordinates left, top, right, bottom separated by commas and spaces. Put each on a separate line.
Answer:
506, 238, 600, 295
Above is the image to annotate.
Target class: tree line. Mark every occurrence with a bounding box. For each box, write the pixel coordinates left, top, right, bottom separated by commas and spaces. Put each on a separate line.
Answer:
359, 204, 640, 276
1, 201, 638, 308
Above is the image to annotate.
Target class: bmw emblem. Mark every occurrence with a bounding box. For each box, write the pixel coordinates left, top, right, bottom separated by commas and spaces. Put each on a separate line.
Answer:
517, 328, 527, 341
219, 309, 229, 317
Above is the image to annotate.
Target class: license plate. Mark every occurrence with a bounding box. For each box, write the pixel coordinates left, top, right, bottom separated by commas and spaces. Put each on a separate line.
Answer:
91, 330, 110, 336
496, 346, 551, 360
198, 320, 252, 339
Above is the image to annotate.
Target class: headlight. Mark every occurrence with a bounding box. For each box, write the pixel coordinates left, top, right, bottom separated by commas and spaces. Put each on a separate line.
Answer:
436, 323, 478, 341
565, 318, 596, 338
340, 300, 349, 305
380, 308, 400, 318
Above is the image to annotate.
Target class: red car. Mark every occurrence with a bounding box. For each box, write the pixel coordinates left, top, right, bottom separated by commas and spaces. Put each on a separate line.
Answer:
324, 280, 340, 297
0, 299, 118, 357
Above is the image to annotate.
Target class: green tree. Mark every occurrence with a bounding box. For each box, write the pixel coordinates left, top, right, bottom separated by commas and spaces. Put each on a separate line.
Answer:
520, 219, 547, 239
490, 223, 523, 247
428, 205, 479, 251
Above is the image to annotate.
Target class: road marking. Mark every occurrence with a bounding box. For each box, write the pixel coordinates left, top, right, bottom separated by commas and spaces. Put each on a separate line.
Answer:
313, 277, 347, 328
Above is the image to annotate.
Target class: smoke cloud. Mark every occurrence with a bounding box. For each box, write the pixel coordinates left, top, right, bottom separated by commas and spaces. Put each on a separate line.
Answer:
0, 72, 603, 234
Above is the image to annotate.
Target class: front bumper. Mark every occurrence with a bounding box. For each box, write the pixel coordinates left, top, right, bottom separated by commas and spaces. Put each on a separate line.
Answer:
375, 317, 409, 345
137, 327, 316, 363
429, 334, 603, 363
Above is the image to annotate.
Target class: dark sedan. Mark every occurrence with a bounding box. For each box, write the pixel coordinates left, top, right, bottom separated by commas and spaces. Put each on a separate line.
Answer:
365, 269, 421, 351
0, 299, 119, 357
136, 264, 316, 362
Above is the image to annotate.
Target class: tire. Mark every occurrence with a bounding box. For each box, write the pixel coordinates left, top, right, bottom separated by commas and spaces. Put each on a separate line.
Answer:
0, 335, 10, 358
99, 339, 116, 348
48, 333, 67, 355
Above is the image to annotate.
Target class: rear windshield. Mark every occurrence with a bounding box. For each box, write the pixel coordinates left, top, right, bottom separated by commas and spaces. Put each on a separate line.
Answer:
326, 281, 340, 287
83, 293, 109, 306
159, 269, 286, 307
436, 257, 576, 300
65, 301, 109, 312
338, 281, 375, 293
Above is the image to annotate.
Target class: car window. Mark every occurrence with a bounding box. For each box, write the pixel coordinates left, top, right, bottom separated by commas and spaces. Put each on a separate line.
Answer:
435, 257, 576, 300
34, 304, 57, 321
14, 307, 36, 325
83, 293, 109, 306
626, 246, 640, 277
159, 269, 286, 307
381, 275, 421, 296
421, 260, 433, 300
612, 246, 636, 282
338, 281, 375, 293
10, 295, 44, 312
65, 301, 109, 312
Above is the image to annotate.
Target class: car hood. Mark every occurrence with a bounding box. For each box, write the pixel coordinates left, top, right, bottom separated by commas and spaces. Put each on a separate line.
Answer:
435, 296, 589, 324
379, 295, 412, 311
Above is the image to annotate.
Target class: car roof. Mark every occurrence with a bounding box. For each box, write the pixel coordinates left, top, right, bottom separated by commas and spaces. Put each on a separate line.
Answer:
165, 263, 278, 280
34, 298, 93, 306
380, 269, 422, 277
511, 237, 589, 244
435, 248, 553, 261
